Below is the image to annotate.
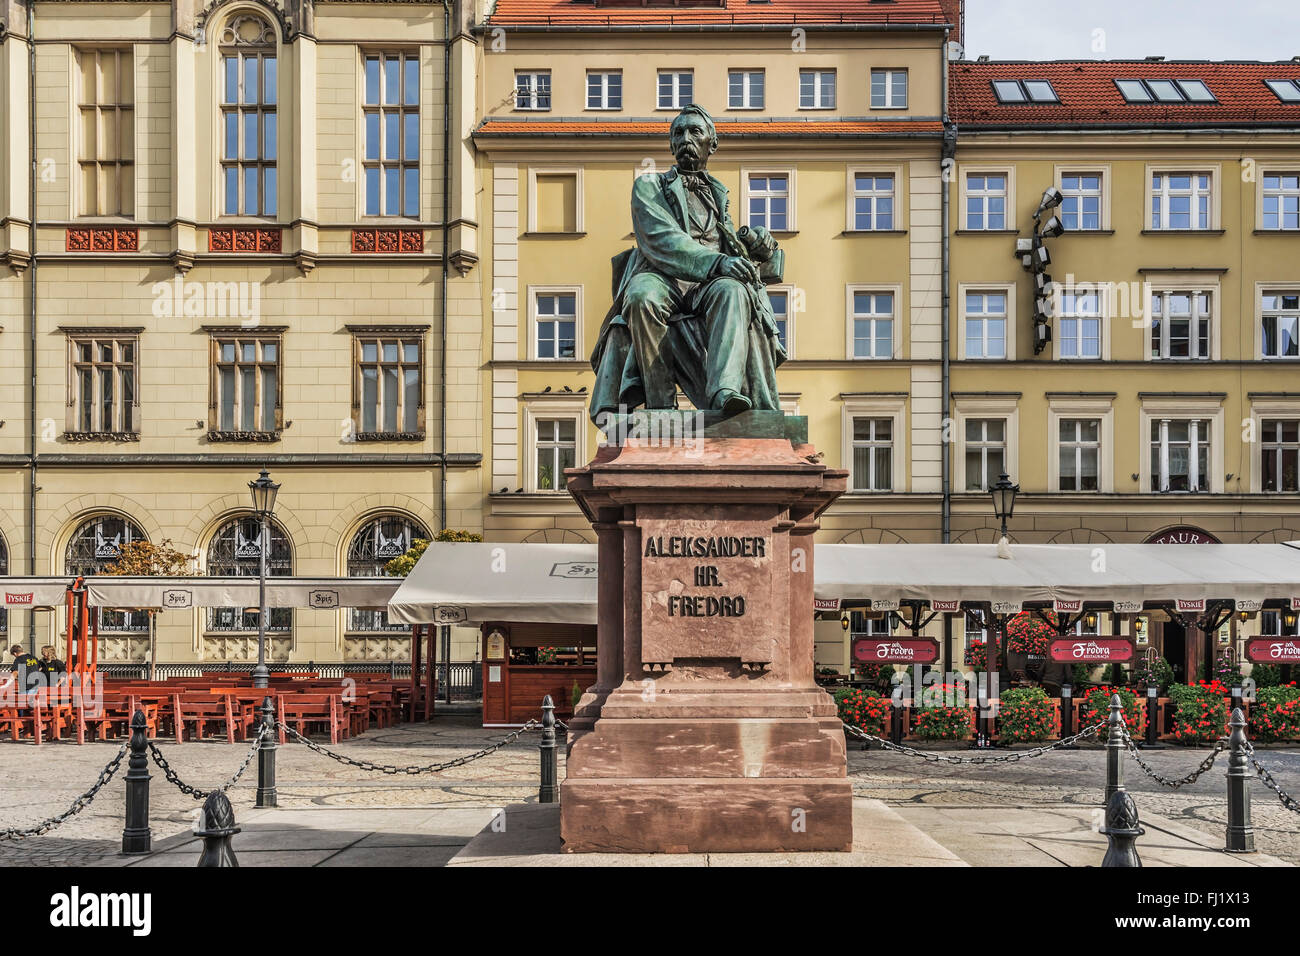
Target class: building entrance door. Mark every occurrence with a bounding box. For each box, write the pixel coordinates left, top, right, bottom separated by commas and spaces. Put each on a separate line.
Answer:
1162, 621, 1188, 684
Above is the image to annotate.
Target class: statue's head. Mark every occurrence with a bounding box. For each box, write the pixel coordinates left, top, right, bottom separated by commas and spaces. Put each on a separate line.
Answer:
669, 105, 718, 172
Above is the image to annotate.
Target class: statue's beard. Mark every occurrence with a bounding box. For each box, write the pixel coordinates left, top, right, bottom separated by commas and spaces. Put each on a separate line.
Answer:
674, 147, 705, 171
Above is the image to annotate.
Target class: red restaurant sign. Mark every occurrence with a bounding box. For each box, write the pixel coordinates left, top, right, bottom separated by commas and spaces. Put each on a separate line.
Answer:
852, 638, 940, 664
1048, 637, 1135, 662
1246, 638, 1300, 663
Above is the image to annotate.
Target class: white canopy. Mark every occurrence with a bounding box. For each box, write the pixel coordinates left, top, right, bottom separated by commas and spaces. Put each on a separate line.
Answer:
0, 576, 401, 611
385, 541, 1300, 626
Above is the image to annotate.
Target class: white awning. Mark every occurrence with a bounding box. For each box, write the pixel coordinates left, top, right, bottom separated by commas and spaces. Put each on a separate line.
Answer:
387, 543, 598, 625
385, 541, 1300, 626
0, 577, 401, 611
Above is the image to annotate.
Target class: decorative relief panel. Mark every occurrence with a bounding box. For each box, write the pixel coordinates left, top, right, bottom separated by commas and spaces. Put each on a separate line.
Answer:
208, 227, 283, 253
352, 228, 423, 254
66, 228, 139, 252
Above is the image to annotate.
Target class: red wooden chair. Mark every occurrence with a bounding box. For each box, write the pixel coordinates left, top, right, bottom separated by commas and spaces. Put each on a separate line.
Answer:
172, 692, 237, 744
277, 693, 346, 745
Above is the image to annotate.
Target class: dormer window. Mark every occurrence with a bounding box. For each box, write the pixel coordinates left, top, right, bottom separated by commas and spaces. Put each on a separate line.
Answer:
1115, 78, 1216, 104
1266, 79, 1300, 103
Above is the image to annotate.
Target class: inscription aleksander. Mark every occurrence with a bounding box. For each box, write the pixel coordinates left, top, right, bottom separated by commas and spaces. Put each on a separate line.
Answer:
643, 536, 767, 558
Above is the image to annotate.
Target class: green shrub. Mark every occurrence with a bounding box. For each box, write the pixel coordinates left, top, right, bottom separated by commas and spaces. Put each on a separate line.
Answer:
1248, 663, 1282, 689
1169, 681, 1229, 744
912, 704, 972, 740
1133, 655, 1174, 693
1080, 686, 1144, 740
997, 687, 1059, 743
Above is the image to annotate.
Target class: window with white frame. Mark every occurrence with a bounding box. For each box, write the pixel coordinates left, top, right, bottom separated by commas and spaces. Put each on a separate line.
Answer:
68, 334, 138, 436
586, 71, 622, 110
212, 335, 280, 435
1150, 291, 1212, 359
220, 14, 277, 216
965, 173, 1007, 230
75, 48, 134, 217
850, 418, 893, 492
851, 173, 895, 230
658, 71, 693, 109
799, 70, 836, 109
964, 419, 1007, 491
515, 71, 551, 111
1058, 290, 1102, 359
747, 174, 789, 230
353, 333, 423, 437
534, 418, 576, 491
728, 70, 764, 109
534, 291, 577, 360
1262, 292, 1300, 358
768, 289, 791, 354
964, 292, 1007, 359
850, 291, 894, 359
1261, 419, 1300, 492
1150, 172, 1211, 230
1150, 419, 1211, 492
1060, 173, 1102, 231
1262, 172, 1300, 230
1058, 419, 1100, 492
362, 53, 419, 217
871, 69, 908, 108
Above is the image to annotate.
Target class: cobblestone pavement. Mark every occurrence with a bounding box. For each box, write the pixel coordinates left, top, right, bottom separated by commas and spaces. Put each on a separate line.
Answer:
1, 716, 1296, 865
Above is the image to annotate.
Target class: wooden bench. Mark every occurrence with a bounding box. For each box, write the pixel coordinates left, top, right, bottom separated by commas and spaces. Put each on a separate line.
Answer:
277, 692, 346, 744
172, 692, 237, 744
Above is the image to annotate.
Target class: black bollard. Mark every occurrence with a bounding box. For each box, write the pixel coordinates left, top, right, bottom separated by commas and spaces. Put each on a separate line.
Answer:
1104, 693, 1126, 804
1099, 788, 1144, 867
1144, 684, 1159, 747
539, 695, 558, 804
1225, 707, 1256, 853
121, 709, 152, 854
891, 686, 905, 746
255, 696, 277, 809
195, 791, 240, 867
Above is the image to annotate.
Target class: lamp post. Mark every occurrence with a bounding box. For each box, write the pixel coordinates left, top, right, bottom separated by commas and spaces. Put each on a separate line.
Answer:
248, 469, 280, 690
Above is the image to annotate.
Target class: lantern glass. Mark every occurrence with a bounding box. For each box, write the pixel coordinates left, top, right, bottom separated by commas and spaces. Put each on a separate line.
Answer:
248, 469, 281, 516
990, 473, 1019, 522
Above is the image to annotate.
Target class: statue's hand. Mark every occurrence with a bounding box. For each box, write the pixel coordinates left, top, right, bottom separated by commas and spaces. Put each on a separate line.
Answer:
720, 256, 761, 285
746, 225, 778, 261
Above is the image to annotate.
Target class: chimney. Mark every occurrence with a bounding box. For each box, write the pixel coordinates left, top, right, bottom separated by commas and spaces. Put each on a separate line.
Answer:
938, 0, 964, 46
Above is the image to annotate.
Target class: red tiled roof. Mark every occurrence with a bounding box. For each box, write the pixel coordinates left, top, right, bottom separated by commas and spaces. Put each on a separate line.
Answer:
951, 61, 1300, 128
485, 0, 948, 28
475, 118, 945, 137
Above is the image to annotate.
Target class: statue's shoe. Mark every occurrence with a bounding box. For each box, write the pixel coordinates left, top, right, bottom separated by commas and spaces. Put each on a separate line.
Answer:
718, 390, 752, 417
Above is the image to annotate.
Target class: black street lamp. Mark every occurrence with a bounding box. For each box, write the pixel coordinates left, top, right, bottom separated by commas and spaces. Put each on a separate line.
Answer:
990, 472, 1019, 559
247, 468, 280, 689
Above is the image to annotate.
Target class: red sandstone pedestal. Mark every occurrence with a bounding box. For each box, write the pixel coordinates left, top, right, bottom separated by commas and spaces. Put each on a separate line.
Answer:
561, 420, 851, 853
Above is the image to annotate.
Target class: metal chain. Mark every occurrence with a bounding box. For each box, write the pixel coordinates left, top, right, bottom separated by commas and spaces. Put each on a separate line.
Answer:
554, 718, 568, 732
276, 719, 540, 775
842, 720, 1104, 764
0, 741, 129, 841
1120, 729, 1228, 789
1244, 742, 1300, 813
147, 725, 269, 800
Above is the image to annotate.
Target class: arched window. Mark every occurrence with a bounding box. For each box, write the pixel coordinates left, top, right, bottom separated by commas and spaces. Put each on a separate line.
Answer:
219, 13, 278, 216
64, 514, 148, 631
345, 514, 427, 631
206, 515, 292, 632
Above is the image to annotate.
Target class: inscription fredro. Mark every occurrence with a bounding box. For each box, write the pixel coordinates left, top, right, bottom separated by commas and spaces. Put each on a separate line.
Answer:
640, 523, 777, 663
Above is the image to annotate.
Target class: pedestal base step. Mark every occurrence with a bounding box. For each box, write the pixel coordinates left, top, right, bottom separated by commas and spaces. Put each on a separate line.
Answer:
560, 777, 852, 853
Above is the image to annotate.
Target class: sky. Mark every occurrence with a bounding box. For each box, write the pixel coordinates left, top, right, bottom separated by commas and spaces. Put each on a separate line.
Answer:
964, 0, 1300, 61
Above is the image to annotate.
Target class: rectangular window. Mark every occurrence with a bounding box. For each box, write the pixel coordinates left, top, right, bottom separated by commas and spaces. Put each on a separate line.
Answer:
964, 419, 1006, 491
728, 70, 765, 109
515, 71, 551, 111
363, 53, 420, 218
535, 418, 576, 491
1060, 173, 1102, 231
870, 69, 908, 109
1262, 419, 1300, 492
1150, 419, 1211, 492
69, 335, 137, 435
1262, 292, 1300, 358
75, 48, 134, 217
768, 290, 790, 354
658, 71, 693, 109
747, 174, 789, 231
1262, 172, 1300, 230
851, 173, 895, 230
1150, 291, 1212, 360
587, 71, 622, 110
965, 174, 1007, 230
221, 44, 277, 216
799, 70, 836, 109
1059, 290, 1102, 359
534, 292, 577, 360
212, 337, 280, 435
851, 291, 894, 359
1058, 419, 1100, 491
355, 335, 422, 437
1150, 172, 1211, 230
850, 418, 893, 492
964, 292, 1007, 359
